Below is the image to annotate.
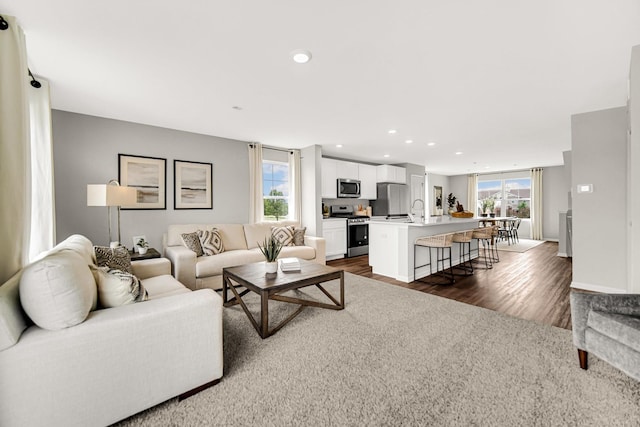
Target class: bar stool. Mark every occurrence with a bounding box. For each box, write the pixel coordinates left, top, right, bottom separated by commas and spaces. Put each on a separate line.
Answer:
452, 230, 474, 276
489, 224, 500, 263
414, 233, 455, 285
471, 227, 493, 269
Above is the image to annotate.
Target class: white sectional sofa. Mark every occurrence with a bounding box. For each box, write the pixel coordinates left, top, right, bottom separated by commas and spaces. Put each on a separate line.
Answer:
164, 221, 326, 290
0, 235, 223, 427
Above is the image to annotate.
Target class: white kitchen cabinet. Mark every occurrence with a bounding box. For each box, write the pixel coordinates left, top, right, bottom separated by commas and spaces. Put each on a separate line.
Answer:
336, 160, 359, 180
376, 165, 407, 184
323, 219, 347, 260
358, 164, 377, 200
321, 158, 338, 198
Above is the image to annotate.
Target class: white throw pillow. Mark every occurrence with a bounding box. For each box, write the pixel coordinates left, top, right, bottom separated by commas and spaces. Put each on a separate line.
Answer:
90, 266, 148, 308
19, 251, 97, 331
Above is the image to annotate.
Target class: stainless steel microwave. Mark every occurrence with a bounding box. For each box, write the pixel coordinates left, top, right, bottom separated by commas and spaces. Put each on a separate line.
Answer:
337, 178, 361, 198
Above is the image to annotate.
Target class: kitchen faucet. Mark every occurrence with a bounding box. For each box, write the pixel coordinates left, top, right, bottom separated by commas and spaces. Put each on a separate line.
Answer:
411, 198, 425, 222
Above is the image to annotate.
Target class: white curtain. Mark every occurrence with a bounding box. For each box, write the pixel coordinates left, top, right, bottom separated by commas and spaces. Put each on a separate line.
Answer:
0, 15, 31, 283
467, 173, 478, 216
289, 150, 301, 221
531, 168, 544, 240
28, 79, 56, 260
248, 143, 264, 223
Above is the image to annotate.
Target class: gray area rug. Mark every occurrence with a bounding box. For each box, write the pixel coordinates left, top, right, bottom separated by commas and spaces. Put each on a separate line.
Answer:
496, 238, 545, 253
117, 273, 640, 426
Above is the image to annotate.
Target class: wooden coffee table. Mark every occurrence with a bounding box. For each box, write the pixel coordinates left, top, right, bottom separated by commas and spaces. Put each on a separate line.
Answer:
222, 260, 344, 338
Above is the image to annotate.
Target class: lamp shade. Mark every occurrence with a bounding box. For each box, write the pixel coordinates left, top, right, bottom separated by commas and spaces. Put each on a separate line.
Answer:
87, 184, 137, 207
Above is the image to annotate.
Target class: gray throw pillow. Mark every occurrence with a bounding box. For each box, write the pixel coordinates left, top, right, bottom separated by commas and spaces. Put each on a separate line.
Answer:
293, 227, 306, 246
94, 246, 133, 274
181, 232, 204, 256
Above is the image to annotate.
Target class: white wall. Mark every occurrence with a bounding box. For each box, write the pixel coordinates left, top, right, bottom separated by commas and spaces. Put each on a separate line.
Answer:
426, 173, 450, 216
52, 111, 250, 249
571, 106, 628, 293
542, 166, 568, 241
629, 45, 640, 293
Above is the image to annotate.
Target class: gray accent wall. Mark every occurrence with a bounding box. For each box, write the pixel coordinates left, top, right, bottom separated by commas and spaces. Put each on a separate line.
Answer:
52, 110, 249, 250
571, 106, 628, 292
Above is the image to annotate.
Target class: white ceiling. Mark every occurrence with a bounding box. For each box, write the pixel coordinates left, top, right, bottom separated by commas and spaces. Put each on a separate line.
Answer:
4, 0, 640, 175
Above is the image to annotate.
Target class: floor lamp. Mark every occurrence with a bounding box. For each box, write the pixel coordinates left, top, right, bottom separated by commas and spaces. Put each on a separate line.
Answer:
87, 180, 137, 247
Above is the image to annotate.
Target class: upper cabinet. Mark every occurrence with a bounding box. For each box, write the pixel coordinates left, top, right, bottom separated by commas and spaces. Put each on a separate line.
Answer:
376, 165, 407, 184
321, 158, 378, 199
358, 164, 377, 200
321, 158, 338, 198
336, 161, 358, 180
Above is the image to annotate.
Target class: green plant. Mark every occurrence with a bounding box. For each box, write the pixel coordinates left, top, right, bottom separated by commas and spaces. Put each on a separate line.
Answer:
136, 238, 149, 248
447, 193, 456, 209
481, 198, 495, 213
264, 188, 288, 220
257, 236, 283, 262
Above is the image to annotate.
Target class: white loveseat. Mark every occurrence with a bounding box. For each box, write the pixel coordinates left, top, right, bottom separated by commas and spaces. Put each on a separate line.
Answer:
0, 235, 223, 427
164, 221, 326, 290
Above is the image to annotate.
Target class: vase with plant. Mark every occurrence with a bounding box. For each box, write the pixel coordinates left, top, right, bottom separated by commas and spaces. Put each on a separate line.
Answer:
136, 237, 149, 255
447, 193, 457, 214
257, 236, 283, 274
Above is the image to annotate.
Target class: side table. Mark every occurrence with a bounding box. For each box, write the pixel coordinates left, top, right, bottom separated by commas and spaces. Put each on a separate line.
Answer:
130, 248, 161, 261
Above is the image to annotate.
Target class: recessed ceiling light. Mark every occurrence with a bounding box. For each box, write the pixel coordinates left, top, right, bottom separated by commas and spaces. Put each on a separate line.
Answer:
383, 154, 390, 158
485, 166, 490, 169
427, 142, 436, 146
291, 49, 312, 63
388, 129, 397, 134
405, 139, 413, 144
336, 144, 343, 148
455, 151, 463, 155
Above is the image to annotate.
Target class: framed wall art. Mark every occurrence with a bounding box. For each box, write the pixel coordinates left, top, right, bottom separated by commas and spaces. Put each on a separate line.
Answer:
174, 160, 213, 209
118, 154, 166, 210
433, 185, 443, 216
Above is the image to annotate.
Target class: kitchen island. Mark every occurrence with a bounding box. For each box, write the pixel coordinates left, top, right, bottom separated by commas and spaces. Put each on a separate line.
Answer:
369, 216, 481, 282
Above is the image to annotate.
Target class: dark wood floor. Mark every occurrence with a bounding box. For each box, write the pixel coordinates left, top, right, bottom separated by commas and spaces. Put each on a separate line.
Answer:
328, 241, 573, 330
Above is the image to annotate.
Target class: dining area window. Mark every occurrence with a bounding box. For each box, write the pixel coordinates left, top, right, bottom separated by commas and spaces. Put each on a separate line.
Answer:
477, 177, 531, 219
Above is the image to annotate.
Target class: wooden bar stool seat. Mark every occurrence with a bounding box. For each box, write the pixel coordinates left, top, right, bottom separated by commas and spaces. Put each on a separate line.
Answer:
414, 233, 455, 285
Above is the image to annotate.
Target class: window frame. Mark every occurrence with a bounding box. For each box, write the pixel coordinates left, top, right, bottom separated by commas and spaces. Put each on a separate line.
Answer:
262, 159, 291, 221
477, 175, 531, 219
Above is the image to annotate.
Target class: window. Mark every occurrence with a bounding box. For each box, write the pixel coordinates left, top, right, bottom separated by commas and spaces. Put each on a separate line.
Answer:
477, 177, 531, 218
262, 160, 290, 221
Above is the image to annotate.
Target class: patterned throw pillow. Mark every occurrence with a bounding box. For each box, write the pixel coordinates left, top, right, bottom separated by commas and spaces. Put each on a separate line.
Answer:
197, 228, 225, 256
271, 225, 295, 246
90, 265, 148, 308
94, 246, 133, 274
181, 232, 204, 256
293, 227, 306, 246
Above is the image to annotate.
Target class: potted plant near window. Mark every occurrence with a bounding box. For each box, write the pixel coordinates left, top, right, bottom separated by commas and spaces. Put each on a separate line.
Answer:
136, 238, 149, 255
257, 236, 283, 274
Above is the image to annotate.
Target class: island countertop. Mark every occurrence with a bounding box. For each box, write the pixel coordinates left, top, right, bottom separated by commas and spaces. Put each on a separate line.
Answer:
368, 216, 482, 282
368, 216, 479, 227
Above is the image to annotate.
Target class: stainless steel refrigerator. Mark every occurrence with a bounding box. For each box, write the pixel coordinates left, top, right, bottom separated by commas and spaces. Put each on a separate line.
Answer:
371, 183, 408, 216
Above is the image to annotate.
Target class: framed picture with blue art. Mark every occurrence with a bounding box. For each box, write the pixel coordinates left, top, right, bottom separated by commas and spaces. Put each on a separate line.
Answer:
174, 160, 213, 209
119, 154, 166, 210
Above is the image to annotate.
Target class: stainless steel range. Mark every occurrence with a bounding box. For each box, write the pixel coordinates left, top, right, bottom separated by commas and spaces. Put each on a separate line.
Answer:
329, 205, 369, 258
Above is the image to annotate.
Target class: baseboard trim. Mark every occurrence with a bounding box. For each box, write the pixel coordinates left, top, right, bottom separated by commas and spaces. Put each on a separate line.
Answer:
570, 281, 627, 294
557, 252, 568, 257
178, 378, 221, 401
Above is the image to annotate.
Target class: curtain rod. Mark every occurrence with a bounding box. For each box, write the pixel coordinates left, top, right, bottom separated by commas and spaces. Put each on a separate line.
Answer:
249, 143, 296, 154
